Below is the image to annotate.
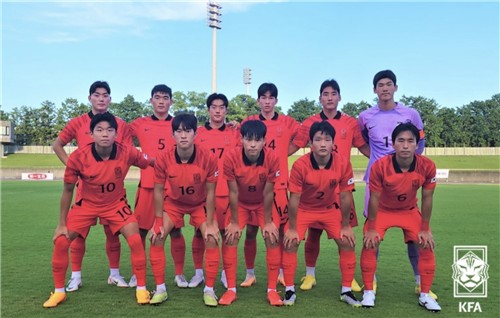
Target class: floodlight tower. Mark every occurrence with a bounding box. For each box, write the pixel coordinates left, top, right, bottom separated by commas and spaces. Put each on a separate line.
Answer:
243, 68, 251, 96
207, 1, 222, 93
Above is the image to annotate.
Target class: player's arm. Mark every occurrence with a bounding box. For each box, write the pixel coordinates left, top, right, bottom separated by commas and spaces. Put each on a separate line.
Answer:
363, 190, 381, 249
339, 190, 356, 247
150, 182, 166, 243
52, 137, 69, 166
288, 143, 300, 156
262, 182, 278, 244
357, 143, 370, 158
204, 182, 220, 243
283, 192, 300, 249
53, 182, 75, 241
225, 180, 241, 245
418, 188, 435, 250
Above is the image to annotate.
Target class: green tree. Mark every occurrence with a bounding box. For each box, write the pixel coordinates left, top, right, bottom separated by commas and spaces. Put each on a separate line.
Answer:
109, 95, 147, 123
457, 96, 500, 146
287, 98, 321, 122
436, 107, 464, 147
0, 105, 9, 120
34, 101, 58, 145
341, 101, 370, 118
12, 106, 37, 145
401, 95, 443, 147
54, 98, 89, 135
227, 94, 259, 122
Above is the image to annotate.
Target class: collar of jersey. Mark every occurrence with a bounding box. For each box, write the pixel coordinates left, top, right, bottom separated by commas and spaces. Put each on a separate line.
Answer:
92, 143, 117, 161
392, 153, 417, 173
319, 110, 341, 120
205, 122, 226, 131
259, 112, 279, 121
309, 152, 333, 170
151, 114, 172, 121
242, 148, 265, 166
175, 145, 196, 164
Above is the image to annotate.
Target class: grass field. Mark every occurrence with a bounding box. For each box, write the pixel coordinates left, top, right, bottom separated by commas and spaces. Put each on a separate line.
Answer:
2, 153, 499, 170
1, 181, 499, 317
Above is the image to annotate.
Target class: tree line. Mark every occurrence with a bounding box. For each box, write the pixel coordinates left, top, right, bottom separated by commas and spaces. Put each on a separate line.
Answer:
1, 92, 499, 147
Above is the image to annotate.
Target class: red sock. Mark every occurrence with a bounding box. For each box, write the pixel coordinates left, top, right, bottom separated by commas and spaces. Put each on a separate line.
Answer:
104, 225, 121, 269
149, 244, 166, 285
53, 236, 71, 289
170, 235, 186, 275
70, 236, 85, 272
304, 229, 322, 267
418, 248, 436, 293
244, 239, 257, 269
360, 248, 377, 290
339, 249, 356, 287
192, 234, 205, 270
282, 250, 297, 287
266, 246, 280, 289
204, 247, 220, 288
222, 244, 238, 289
126, 233, 146, 286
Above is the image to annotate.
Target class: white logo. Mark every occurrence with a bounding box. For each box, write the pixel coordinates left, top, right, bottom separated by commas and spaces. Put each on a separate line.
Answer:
275, 170, 280, 177
347, 178, 354, 185
452, 245, 489, 298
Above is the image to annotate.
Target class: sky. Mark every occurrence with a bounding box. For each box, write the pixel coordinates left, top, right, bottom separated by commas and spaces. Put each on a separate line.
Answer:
2, 0, 499, 115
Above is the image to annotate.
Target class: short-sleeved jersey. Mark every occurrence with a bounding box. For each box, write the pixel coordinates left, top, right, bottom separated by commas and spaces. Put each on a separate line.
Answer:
369, 154, 437, 212
58, 111, 133, 147
130, 115, 175, 188
154, 145, 218, 208
195, 122, 240, 197
293, 111, 366, 160
358, 103, 425, 181
243, 113, 300, 189
289, 152, 355, 212
224, 147, 280, 206
64, 142, 150, 208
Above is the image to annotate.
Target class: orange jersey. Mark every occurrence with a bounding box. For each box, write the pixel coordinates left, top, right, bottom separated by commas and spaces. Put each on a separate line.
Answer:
243, 113, 300, 189
293, 111, 366, 160
223, 147, 280, 207
130, 115, 175, 188
58, 111, 132, 147
289, 152, 354, 211
369, 154, 437, 212
154, 145, 218, 208
64, 142, 150, 208
195, 122, 240, 197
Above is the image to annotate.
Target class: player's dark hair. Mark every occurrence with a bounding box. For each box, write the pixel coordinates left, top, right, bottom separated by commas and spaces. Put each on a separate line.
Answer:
206, 93, 229, 109
373, 70, 397, 88
257, 83, 278, 98
172, 113, 198, 133
240, 120, 267, 140
320, 79, 341, 96
89, 81, 111, 95
90, 112, 118, 132
309, 121, 336, 141
391, 122, 420, 144
151, 84, 172, 98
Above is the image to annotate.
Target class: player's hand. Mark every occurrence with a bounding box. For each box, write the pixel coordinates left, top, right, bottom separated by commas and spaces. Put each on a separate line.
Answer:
53, 224, 69, 242
150, 216, 165, 244
363, 229, 380, 249
204, 222, 220, 244
418, 231, 435, 251
262, 222, 279, 245
283, 229, 300, 250
226, 120, 240, 129
224, 222, 241, 245
340, 225, 356, 247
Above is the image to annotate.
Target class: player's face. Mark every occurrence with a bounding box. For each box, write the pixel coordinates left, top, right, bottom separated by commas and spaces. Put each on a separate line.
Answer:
174, 125, 196, 150
374, 78, 398, 103
319, 86, 341, 112
241, 135, 265, 162
150, 92, 172, 116
91, 121, 117, 147
258, 92, 277, 115
392, 130, 417, 159
208, 99, 227, 124
310, 131, 333, 158
89, 88, 111, 114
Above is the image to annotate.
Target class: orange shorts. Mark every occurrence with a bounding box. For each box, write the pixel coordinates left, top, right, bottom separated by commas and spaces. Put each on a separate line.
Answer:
363, 209, 426, 243
225, 203, 280, 230
285, 208, 342, 240
215, 196, 229, 230
133, 187, 155, 230
274, 188, 289, 225
309, 197, 358, 229
67, 199, 137, 238
164, 202, 207, 229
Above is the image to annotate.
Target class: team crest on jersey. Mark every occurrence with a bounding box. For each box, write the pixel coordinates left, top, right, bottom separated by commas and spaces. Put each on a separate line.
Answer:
340, 128, 347, 139
259, 173, 266, 183
115, 167, 122, 179
329, 179, 337, 188
194, 173, 202, 184
412, 179, 420, 190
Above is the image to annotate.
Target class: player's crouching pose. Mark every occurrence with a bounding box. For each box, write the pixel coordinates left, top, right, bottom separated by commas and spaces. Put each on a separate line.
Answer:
43, 113, 154, 308
283, 121, 361, 307
148, 113, 221, 306
360, 123, 441, 312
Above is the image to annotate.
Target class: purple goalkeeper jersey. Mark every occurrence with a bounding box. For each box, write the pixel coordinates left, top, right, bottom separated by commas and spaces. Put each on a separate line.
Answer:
358, 102, 425, 181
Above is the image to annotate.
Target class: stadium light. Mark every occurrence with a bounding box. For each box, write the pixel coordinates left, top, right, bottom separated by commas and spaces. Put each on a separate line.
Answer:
207, 1, 222, 92
243, 67, 251, 96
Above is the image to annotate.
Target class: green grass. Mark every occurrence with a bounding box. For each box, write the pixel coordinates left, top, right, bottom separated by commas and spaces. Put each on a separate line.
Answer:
2, 153, 499, 170
1, 181, 499, 317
